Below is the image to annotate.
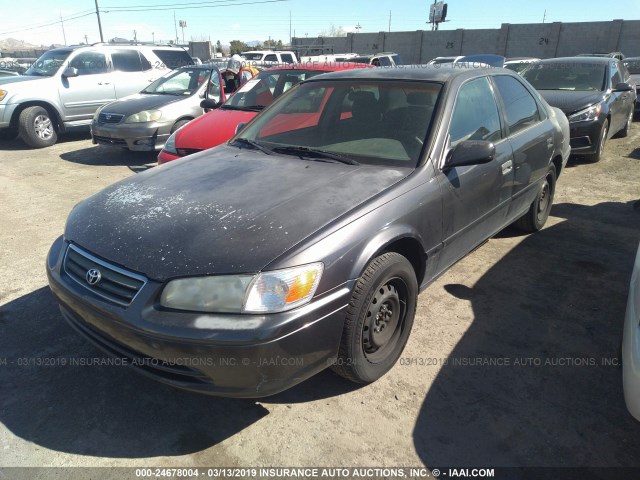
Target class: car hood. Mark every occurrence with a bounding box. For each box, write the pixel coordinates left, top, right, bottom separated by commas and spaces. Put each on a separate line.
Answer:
64, 144, 411, 281
174, 107, 258, 150
99, 93, 187, 114
0, 75, 49, 86
536, 90, 605, 116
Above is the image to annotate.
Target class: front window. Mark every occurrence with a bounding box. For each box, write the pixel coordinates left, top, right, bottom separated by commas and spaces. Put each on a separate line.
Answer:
142, 68, 213, 96
233, 80, 442, 167
25, 49, 72, 77
523, 62, 607, 91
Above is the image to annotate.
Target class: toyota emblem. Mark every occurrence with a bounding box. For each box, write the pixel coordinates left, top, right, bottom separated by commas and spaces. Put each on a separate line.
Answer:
85, 268, 102, 285
106, 114, 112, 120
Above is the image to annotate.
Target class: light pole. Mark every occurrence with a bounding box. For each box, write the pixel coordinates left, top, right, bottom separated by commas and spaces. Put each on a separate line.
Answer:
179, 20, 187, 45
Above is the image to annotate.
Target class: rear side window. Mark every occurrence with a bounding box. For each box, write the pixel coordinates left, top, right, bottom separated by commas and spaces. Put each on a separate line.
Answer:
152, 49, 193, 69
112, 50, 145, 72
280, 54, 294, 64
264, 54, 278, 62
493, 75, 540, 135
378, 56, 392, 67
450, 77, 502, 147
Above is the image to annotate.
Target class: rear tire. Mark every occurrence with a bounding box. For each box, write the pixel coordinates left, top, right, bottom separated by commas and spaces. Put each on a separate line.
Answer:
514, 164, 556, 233
18, 106, 57, 148
331, 252, 417, 384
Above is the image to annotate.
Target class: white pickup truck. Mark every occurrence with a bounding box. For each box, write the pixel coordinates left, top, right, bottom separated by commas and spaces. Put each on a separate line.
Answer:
241, 50, 298, 65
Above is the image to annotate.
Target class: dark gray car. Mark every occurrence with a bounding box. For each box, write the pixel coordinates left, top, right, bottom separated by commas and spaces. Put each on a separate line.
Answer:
47, 66, 570, 397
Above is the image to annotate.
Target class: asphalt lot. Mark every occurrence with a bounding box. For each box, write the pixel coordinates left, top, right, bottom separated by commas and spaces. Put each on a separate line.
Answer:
1, 125, 640, 473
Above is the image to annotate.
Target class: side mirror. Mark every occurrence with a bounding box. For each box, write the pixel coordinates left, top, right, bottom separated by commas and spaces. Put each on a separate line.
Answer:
614, 82, 633, 92
235, 122, 247, 134
444, 140, 495, 170
200, 98, 221, 110
62, 67, 79, 78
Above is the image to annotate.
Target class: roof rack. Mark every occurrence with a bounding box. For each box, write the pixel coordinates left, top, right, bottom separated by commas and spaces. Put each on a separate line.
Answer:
90, 41, 182, 47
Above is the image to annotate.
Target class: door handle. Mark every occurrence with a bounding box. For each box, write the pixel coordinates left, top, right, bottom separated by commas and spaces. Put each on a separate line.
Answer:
501, 159, 513, 175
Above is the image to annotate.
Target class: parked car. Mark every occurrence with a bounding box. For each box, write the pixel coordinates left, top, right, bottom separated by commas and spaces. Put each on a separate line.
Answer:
504, 57, 540, 74
91, 64, 224, 152
428, 56, 464, 65
47, 65, 569, 397
157, 62, 370, 164
522, 57, 636, 162
0, 44, 193, 148
241, 50, 298, 65
578, 52, 625, 61
623, 242, 640, 421
623, 57, 640, 112
0, 70, 20, 77
351, 52, 403, 67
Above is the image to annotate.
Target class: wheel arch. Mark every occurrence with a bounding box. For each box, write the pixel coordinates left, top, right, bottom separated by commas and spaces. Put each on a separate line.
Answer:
351, 227, 428, 288
10, 101, 64, 132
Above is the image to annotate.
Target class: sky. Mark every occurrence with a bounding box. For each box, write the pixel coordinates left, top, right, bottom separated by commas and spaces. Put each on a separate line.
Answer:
1, 0, 639, 48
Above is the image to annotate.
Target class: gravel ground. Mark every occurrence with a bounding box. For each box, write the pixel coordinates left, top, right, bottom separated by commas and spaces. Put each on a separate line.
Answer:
1, 124, 640, 475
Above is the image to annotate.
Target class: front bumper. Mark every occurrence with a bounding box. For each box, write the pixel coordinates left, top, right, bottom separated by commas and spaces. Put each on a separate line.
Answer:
46, 236, 351, 397
91, 120, 172, 152
568, 118, 604, 155
623, 243, 640, 421
0, 103, 18, 129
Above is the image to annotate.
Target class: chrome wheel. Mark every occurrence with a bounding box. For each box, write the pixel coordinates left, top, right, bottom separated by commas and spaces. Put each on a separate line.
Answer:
34, 114, 54, 140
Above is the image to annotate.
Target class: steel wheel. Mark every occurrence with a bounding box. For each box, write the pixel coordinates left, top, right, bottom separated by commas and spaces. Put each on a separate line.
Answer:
536, 177, 551, 224
362, 280, 407, 363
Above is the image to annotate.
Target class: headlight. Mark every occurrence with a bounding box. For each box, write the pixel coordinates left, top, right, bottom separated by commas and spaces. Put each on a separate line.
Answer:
0, 90, 7, 102
568, 103, 602, 123
124, 110, 162, 123
163, 130, 178, 155
92, 106, 103, 122
160, 263, 324, 314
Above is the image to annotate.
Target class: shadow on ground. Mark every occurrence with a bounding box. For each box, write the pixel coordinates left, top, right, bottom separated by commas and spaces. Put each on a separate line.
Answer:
413, 201, 640, 468
0, 288, 269, 458
59, 145, 157, 171
0, 132, 90, 151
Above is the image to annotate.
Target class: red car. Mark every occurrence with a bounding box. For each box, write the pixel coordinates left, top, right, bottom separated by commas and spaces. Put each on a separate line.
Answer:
157, 63, 371, 164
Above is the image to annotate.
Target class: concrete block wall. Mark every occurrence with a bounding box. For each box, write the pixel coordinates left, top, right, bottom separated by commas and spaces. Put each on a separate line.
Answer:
292, 20, 640, 63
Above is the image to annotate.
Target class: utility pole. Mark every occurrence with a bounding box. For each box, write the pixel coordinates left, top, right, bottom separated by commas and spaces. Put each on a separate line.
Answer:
84, 34, 89, 44
431, 0, 437, 31
60, 12, 67, 46
133, 30, 137, 43
152, 32, 155, 43
543, 9, 547, 23
94, 0, 104, 42
289, 11, 292, 47
389, 10, 391, 33
173, 11, 178, 44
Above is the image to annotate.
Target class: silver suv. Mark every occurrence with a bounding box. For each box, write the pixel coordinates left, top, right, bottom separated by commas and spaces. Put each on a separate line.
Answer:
0, 44, 193, 148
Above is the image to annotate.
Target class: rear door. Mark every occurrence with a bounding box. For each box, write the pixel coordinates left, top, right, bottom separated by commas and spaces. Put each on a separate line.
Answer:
491, 74, 553, 218
58, 50, 115, 122
435, 76, 515, 273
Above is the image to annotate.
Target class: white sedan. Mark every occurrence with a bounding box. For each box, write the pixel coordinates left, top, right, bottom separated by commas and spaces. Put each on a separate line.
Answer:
623, 242, 640, 420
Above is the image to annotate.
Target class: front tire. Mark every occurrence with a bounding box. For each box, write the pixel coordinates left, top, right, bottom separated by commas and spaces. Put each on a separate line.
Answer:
170, 119, 191, 134
18, 106, 57, 148
586, 119, 608, 163
332, 252, 417, 384
514, 164, 556, 233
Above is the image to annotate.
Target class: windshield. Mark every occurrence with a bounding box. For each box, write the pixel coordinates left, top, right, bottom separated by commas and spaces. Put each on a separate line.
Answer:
225, 69, 325, 109
142, 67, 213, 95
25, 49, 72, 77
624, 60, 640, 74
234, 80, 441, 167
522, 62, 607, 91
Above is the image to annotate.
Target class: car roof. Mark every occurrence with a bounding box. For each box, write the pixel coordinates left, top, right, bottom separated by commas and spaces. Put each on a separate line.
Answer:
263, 63, 372, 72
303, 64, 510, 83
538, 56, 612, 65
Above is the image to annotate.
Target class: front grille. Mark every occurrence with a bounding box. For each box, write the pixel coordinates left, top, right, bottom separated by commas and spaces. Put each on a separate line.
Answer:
93, 135, 127, 146
98, 112, 124, 124
176, 148, 202, 157
63, 244, 146, 306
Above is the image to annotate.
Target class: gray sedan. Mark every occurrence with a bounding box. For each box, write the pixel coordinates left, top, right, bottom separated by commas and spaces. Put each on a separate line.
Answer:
91, 64, 223, 151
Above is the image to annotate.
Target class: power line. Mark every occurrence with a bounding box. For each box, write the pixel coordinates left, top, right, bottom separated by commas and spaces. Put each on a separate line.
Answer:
101, 0, 287, 13
0, 12, 95, 36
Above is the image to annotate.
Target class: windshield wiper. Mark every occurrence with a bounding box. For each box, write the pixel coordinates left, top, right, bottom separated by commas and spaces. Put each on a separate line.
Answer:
272, 146, 359, 165
232, 138, 273, 155
221, 104, 265, 112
